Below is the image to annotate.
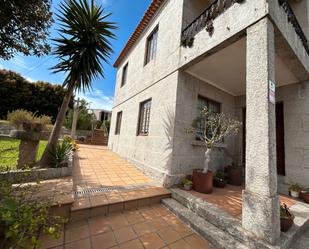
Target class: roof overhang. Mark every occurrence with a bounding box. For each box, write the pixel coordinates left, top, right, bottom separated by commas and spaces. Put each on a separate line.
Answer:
113, 0, 165, 68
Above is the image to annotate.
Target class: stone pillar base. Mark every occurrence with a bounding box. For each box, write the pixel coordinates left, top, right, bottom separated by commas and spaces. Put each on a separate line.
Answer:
242, 190, 280, 245
17, 140, 39, 169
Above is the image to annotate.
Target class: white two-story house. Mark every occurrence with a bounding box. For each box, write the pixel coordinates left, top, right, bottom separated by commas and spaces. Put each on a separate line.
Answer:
109, 0, 309, 244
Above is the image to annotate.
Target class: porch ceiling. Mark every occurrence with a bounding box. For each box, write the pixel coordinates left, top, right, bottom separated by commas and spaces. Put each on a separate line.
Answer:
185, 37, 299, 96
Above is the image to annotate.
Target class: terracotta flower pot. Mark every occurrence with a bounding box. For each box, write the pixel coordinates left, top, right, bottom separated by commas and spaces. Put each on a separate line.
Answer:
214, 179, 226, 188
193, 170, 213, 194
227, 167, 242, 186
192, 169, 202, 190
301, 192, 309, 203
280, 216, 294, 232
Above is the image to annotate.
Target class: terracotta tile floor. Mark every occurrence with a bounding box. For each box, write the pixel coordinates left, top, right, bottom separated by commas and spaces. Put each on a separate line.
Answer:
189, 185, 297, 219
74, 145, 154, 191
39, 204, 214, 249
71, 145, 170, 211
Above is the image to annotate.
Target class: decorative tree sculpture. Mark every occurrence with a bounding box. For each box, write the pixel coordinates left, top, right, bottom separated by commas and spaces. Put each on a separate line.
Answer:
192, 107, 242, 173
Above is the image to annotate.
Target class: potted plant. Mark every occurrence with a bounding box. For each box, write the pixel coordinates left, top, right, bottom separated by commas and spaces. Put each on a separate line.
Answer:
300, 188, 309, 203
214, 170, 226, 188
289, 183, 302, 198
188, 107, 242, 194
280, 203, 294, 232
227, 163, 242, 186
182, 178, 193, 191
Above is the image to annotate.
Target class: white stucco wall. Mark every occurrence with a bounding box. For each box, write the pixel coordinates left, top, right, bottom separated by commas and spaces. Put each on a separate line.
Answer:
109, 0, 309, 187
277, 82, 309, 188
171, 72, 239, 177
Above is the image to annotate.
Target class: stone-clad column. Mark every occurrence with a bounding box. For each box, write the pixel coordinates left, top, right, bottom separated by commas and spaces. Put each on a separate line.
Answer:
242, 17, 280, 244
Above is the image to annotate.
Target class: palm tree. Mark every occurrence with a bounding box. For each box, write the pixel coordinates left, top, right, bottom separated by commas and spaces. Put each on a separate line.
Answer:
40, 0, 116, 167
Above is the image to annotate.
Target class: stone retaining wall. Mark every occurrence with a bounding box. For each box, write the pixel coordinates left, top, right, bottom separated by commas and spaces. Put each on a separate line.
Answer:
0, 152, 74, 183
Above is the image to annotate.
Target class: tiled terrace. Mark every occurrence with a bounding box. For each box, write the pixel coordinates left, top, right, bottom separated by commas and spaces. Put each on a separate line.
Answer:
189, 184, 297, 219
74, 145, 153, 190
39, 144, 214, 249
71, 145, 170, 212
40, 204, 214, 249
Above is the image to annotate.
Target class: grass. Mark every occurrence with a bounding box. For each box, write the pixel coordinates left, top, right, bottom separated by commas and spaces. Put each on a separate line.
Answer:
0, 120, 9, 125
0, 137, 47, 171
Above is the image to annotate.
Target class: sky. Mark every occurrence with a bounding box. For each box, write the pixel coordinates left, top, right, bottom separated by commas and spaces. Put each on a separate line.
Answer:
0, 0, 152, 110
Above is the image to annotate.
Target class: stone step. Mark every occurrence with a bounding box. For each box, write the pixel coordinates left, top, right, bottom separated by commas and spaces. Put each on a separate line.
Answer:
162, 198, 249, 249
170, 188, 250, 244
169, 188, 309, 249
70, 187, 171, 222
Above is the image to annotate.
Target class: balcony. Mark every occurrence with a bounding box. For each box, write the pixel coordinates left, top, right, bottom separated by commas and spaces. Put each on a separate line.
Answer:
278, 0, 309, 54
181, 0, 246, 48
181, 0, 309, 56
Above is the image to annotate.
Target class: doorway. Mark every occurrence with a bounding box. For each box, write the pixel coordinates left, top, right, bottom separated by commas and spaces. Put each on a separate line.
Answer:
242, 103, 286, 175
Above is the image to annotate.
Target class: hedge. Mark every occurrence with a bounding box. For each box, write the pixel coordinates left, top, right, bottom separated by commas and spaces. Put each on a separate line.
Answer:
0, 69, 73, 122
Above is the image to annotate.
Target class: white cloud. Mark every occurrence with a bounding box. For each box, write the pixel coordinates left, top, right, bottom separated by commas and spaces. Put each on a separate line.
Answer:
77, 88, 114, 111
10, 57, 30, 70
25, 76, 37, 83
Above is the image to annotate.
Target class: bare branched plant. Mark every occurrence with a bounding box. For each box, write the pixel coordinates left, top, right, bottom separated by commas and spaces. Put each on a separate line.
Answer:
191, 107, 242, 147
189, 107, 242, 172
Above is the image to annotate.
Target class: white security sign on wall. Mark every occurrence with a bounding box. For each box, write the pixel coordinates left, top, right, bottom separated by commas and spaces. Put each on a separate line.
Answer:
269, 80, 276, 105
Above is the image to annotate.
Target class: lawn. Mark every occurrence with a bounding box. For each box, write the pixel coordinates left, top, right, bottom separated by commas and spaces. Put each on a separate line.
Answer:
0, 137, 47, 171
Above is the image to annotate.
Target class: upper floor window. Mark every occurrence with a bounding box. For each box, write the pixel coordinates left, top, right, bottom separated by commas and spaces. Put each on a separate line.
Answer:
196, 95, 221, 140
115, 111, 122, 135
121, 63, 128, 87
137, 99, 152, 135
145, 26, 158, 65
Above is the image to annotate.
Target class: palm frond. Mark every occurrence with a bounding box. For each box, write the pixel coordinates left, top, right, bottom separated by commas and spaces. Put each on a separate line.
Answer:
52, 0, 117, 92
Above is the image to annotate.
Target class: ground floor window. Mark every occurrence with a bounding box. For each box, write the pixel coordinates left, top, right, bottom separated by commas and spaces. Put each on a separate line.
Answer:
137, 98, 152, 135
115, 111, 122, 135
196, 95, 221, 140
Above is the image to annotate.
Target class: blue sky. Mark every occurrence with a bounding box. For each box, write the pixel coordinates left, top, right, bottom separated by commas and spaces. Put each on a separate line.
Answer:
0, 0, 152, 110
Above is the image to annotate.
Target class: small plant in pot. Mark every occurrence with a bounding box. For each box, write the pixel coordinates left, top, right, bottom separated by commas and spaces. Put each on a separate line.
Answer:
227, 163, 242, 186
188, 107, 242, 194
214, 170, 226, 188
300, 188, 309, 204
182, 178, 193, 191
289, 183, 302, 198
280, 203, 294, 232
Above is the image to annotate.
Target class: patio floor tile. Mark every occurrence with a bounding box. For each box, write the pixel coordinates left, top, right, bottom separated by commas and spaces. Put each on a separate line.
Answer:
157, 227, 181, 244
114, 226, 137, 244
118, 239, 144, 249
65, 238, 91, 249
91, 231, 117, 249
140, 232, 166, 249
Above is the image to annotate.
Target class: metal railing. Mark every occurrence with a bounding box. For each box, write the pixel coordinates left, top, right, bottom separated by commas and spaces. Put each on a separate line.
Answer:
278, 0, 309, 54
181, 0, 245, 47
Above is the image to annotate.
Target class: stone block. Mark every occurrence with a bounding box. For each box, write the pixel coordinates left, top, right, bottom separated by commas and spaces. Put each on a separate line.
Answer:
242, 190, 280, 245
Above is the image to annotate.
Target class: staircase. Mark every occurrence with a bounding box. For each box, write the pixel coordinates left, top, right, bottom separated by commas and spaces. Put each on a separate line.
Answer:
161, 189, 309, 249
84, 129, 108, 145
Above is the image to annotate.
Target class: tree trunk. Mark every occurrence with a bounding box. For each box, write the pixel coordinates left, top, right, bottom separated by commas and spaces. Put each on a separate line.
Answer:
203, 147, 212, 173
40, 85, 74, 167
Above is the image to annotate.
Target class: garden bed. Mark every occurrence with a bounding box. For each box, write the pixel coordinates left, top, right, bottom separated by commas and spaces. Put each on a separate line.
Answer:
0, 137, 47, 171
0, 152, 74, 183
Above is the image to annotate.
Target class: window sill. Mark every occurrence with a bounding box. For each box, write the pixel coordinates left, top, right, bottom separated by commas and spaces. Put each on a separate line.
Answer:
191, 140, 227, 148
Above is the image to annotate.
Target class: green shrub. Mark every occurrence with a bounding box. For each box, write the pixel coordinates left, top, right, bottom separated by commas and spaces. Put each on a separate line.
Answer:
62, 135, 79, 151
48, 141, 73, 168
0, 180, 66, 249
7, 109, 52, 131
7, 109, 33, 129
0, 69, 73, 122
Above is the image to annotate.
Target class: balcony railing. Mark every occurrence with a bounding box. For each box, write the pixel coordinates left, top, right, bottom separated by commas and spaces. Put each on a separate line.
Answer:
181, 0, 245, 47
181, 0, 309, 55
278, 0, 309, 54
